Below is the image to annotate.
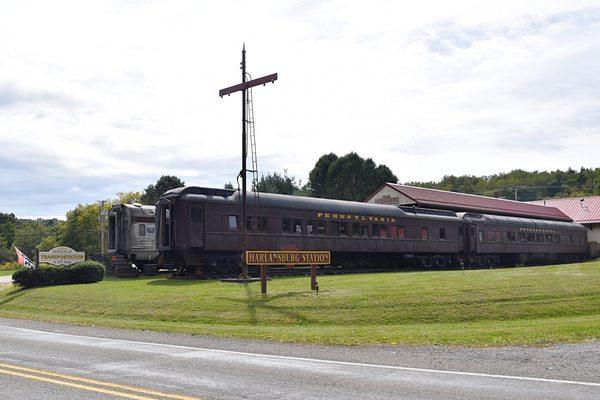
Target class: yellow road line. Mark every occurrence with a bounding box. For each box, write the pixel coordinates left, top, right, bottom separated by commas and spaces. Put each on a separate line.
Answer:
0, 362, 203, 400
0, 368, 158, 400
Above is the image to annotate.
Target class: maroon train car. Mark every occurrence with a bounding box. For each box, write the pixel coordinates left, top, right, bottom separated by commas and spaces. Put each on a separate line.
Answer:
156, 187, 588, 276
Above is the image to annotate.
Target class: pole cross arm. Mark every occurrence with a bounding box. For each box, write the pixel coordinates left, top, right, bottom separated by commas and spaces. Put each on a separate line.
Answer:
219, 73, 278, 97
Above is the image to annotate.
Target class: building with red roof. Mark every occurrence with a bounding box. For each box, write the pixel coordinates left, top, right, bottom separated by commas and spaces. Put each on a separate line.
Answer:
529, 196, 600, 257
365, 183, 572, 222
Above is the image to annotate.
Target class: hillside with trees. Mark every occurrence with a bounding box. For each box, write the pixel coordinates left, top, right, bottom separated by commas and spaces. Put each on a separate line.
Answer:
407, 167, 600, 202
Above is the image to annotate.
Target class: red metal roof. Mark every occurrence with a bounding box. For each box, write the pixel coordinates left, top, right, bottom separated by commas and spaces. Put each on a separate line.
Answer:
529, 196, 600, 224
374, 183, 572, 222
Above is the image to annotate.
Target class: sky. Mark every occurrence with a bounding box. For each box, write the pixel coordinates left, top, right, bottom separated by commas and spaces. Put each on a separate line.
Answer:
0, 0, 599, 218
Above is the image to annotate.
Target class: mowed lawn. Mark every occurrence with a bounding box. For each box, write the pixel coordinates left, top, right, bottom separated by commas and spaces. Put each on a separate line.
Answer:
1, 261, 599, 346
0, 270, 16, 277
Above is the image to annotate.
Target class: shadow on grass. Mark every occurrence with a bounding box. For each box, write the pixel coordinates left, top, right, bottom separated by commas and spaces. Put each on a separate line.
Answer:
0, 289, 27, 307
217, 286, 308, 325
145, 276, 215, 286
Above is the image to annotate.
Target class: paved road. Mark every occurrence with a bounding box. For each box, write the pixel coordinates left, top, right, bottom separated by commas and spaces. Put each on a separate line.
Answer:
0, 318, 598, 399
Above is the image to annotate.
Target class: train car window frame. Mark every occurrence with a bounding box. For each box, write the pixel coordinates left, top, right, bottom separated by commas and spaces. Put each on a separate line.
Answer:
282, 219, 292, 235
257, 217, 268, 233
191, 207, 203, 224
389, 225, 398, 239
360, 224, 368, 237
307, 221, 316, 235
380, 224, 388, 239
439, 227, 446, 240
339, 222, 349, 237
246, 216, 253, 233
398, 226, 405, 239
228, 215, 238, 231
293, 219, 302, 235
138, 224, 146, 236
352, 222, 360, 237
330, 221, 340, 236
421, 227, 428, 240
317, 221, 326, 235
372, 224, 380, 238
478, 230, 484, 242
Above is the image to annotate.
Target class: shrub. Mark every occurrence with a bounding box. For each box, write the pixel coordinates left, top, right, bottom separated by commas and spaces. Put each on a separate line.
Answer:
12, 261, 105, 288
0, 261, 20, 271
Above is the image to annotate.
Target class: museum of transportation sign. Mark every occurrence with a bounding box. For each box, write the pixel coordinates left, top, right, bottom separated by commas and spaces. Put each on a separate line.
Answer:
39, 246, 85, 266
245, 251, 331, 266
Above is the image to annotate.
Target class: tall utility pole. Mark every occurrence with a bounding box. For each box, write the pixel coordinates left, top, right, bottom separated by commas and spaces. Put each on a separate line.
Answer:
219, 44, 277, 279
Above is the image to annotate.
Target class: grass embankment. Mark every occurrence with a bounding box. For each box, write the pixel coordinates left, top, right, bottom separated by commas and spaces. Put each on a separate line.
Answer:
0, 261, 599, 346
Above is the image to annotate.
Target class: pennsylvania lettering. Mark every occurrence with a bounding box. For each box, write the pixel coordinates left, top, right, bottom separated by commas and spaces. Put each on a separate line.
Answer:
316, 212, 396, 223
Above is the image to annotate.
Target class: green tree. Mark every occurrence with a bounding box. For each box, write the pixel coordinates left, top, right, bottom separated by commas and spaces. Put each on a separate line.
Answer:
308, 153, 338, 198
256, 170, 299, 195
116, 191, 142, 204
224, 182, 234, 189
37, 235, 61, 252
308, 152, 398, 201
140, 175, 185, 205
60, 203, 101, 256
0, 212, 16, 248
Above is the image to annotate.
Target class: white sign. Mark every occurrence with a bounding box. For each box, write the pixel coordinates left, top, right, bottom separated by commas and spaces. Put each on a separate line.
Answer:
39, 246, 85, 266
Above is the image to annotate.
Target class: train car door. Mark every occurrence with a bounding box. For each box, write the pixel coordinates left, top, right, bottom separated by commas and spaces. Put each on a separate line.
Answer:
464, 222, 476, 266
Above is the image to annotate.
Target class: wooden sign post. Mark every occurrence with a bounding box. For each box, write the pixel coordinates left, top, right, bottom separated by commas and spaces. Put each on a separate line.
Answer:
245, 251, 331, 294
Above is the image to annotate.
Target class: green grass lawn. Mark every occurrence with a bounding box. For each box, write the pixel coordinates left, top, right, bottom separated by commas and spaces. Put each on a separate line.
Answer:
0, 270, 15, 277
1, 261, 599, 346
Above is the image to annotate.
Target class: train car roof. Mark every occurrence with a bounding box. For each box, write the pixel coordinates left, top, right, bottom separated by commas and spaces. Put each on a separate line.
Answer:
109, 203, 156, 217
459, 212, 586, 231
166, 186, 462, 221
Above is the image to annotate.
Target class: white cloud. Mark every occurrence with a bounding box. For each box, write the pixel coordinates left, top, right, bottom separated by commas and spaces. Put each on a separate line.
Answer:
0, 0, 599, 217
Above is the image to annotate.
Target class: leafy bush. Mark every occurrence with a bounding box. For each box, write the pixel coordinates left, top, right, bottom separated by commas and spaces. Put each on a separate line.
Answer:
12, 261, 105, 288
0, 261, 20, 271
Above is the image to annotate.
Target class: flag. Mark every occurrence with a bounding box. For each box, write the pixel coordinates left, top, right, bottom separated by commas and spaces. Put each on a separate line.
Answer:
13, 246, 36, 270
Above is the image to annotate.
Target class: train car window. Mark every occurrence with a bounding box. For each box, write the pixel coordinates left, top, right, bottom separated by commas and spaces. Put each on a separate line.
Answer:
257, 217, 268, 233
380, 225, 388, 239
246, 217, 253, 232
502, 232, 508, 242
293, 219, 302, 235
527, 233, 534, 243
360, 224, 368, 237
228, 215, 238, 231
389, 225, 398, 239
569, 234, 573, 244
352, 223, 360, 237
307, 221, 316, 235
495, 231, 501, 242
485, 231, 494, 241
536, 233, 543, 243
555, 234, 561, 243
546, 234, 552, 243
470, 226, 475, 236
439, 228, 446, 240
421, 227, 428, 240
330, 221, 340, 236
138, 224, 146, 236
191, 207, 203, 224
398, 226, 405, 239
372, 224, 380, 238
340, 222, 349, 236
478, 230, 484, 242
518, 232, 526, 242
282, 219, 292, 234
317, 221, 326, 235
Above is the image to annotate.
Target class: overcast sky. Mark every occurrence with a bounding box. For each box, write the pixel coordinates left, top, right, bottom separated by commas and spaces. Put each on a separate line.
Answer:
1, 0, 599, 218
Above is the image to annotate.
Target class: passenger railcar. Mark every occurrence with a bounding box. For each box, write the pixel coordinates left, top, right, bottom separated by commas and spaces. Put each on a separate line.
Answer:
156, 187, 588, 276
108, 204, 158, 267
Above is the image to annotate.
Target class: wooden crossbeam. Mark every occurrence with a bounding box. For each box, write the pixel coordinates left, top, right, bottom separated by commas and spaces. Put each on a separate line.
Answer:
219, 73, 278, 97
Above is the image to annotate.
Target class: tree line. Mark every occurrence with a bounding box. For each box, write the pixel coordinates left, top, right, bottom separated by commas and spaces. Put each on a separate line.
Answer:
1, 153, 598, 263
